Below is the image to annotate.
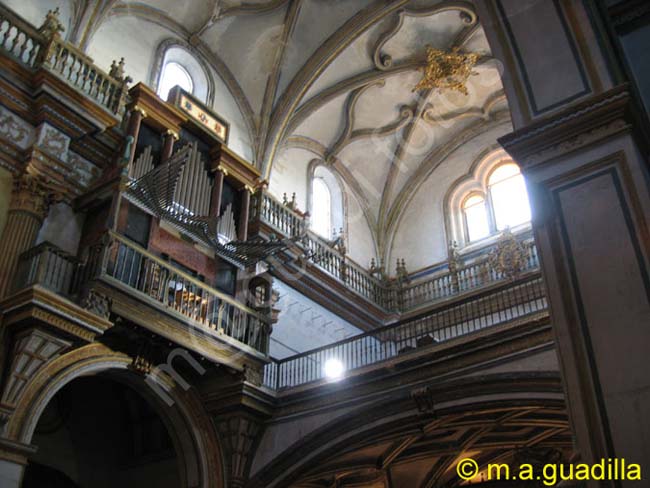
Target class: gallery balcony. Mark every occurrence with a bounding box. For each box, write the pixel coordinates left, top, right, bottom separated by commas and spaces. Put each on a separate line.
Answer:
250, 190, 541, 328
0, 4, 130, 120
10, 232, 272, 371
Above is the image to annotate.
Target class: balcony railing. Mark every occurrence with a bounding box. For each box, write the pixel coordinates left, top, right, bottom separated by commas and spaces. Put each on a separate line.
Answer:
14, 242, 79, 296
263, 272, 547, 390
0, 5, 129, 116
252, 190, 540, 312
91, 232, 271, 354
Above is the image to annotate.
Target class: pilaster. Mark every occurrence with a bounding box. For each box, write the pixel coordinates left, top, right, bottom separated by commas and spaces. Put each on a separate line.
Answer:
499, 83, 650, 484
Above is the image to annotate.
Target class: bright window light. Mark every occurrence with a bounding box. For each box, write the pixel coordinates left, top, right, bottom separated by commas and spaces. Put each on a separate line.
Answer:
158, 61, 193, 101
324, 358, 345, 380
463, 194, 490, 242
489, 163, 531, 230
312, 177, 332, 239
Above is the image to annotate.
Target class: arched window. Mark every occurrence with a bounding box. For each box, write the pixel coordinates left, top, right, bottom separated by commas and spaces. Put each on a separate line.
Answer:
462, 194, 490, 242
488, 163, 531, 230
311, 177, 332, 238
447, 152, 532, 246
158, 61, 193, 101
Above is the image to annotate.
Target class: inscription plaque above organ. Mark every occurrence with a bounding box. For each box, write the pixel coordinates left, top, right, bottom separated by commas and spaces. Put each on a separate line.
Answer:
119, 82, 288, 270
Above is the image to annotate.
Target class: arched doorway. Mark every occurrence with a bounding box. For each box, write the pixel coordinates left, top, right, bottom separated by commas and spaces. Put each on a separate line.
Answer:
6, 345, 224, 488
24, 376, 181, 488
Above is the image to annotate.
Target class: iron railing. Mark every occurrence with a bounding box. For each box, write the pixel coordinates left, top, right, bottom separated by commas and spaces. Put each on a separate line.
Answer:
263, 272, 547, 389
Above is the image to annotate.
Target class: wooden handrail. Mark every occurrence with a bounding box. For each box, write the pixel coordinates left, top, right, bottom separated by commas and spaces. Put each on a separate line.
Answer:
106, 231, 268, 321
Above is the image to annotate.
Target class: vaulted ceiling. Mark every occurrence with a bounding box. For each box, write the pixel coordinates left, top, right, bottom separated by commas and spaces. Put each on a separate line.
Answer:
15, 0, 510, 260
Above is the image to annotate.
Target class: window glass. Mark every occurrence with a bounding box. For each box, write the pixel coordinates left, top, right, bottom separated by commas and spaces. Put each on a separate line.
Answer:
312, 178, 332, 238
488, 164, 531, 230
158, 62, 193, 101
463, 194, 490, 242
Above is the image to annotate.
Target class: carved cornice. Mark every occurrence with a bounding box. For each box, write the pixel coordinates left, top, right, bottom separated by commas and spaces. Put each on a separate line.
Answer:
0, 285, 113, 342
128, 82, 187, 134
499, 84, 642, 170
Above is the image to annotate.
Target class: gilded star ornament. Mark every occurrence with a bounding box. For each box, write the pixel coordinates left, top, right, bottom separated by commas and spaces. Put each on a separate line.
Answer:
414, 46, 479, 95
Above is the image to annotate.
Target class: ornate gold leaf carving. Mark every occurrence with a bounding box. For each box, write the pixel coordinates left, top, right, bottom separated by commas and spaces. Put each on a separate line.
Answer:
414, 47, 479, 95
488, 229, 527, 279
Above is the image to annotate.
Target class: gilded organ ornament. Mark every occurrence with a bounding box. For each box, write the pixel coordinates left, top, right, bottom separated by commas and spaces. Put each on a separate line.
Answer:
413, 47, 479, 95
488, 229, 527, 279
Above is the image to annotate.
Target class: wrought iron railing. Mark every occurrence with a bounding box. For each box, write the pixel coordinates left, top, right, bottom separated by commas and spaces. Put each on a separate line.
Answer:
263, 272, 547, 390
0, 5, 129, 115
14, 242, 79, 296
252, 190, 540, 312
90, 232, 271, 354
400, 239, 539, 310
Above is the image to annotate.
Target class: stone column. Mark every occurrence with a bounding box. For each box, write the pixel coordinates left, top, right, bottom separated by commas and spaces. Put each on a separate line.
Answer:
238, 187, 251, 242
0, 175, 50, 298
500, 85, 650, 484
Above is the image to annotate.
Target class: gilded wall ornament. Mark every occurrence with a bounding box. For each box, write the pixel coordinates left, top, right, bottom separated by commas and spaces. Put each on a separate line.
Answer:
38, 8, 65, 39
488, 229, 527, 279
81, 289, 112, 319
413, 47, 479, 95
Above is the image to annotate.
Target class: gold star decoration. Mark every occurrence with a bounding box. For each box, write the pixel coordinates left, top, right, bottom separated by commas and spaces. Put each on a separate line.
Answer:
413, 46, 479, 95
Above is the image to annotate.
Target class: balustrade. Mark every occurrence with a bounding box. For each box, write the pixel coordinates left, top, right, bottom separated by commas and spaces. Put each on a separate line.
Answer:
90, 232, 271, 353
13, 242, 79, 296
0, 5, 129, 115
252, 190, 540, 313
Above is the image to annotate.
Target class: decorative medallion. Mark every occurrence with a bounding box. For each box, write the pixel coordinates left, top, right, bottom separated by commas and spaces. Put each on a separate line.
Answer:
488, 229, 527, 279
414, 46, 479, 95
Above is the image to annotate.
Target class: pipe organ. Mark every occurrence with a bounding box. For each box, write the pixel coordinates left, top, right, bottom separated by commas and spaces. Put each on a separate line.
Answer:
130, 145, 154, 179
171, 142, 213, 219
217, 203, 237, 243
112, 83, 290, 274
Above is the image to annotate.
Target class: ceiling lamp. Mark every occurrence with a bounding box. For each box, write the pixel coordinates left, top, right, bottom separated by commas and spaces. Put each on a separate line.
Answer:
413, 46, 479, 95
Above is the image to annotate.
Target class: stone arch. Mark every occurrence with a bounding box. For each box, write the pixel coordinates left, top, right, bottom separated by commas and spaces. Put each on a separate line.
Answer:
7, 343, 224, 488
248, 373, 568, 488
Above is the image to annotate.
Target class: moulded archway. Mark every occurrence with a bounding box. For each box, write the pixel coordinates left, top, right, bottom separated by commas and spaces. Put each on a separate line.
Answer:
7, 343, 224, 488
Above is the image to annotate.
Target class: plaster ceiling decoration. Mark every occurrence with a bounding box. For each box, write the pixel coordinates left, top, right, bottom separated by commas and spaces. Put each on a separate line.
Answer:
19, 0, 512, 265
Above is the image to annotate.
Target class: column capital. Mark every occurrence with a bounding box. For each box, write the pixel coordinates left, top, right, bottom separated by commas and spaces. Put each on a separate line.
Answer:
9, 173, 51, 221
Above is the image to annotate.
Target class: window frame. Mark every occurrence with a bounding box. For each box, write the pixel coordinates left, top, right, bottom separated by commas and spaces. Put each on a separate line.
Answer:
459, 162, 531, 245
311, 176, 333, 239
461, 192, 491, 243
157, 61, 194, 101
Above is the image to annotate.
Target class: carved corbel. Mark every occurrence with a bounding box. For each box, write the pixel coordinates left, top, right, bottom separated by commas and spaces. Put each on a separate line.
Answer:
411, 386, 436, 416
214, 413, 264, 488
